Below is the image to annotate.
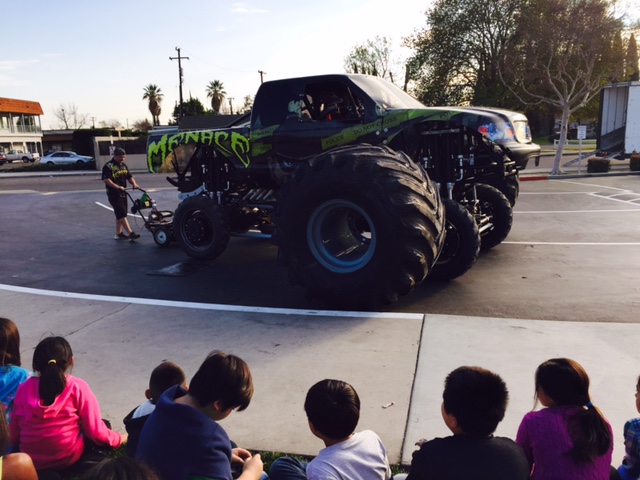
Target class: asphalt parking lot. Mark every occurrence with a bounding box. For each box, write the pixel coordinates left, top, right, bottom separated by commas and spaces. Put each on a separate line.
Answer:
1, 171, 639, 322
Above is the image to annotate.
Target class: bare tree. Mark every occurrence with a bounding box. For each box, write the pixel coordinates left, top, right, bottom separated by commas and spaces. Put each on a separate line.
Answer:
344, 36, 400, 84
52, 103, 89, 129
98, 119, 124, 129
501, 0, 623, 174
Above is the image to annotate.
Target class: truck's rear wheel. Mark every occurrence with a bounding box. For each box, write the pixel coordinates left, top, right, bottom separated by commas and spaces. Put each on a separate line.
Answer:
173, 196, 230, 259
429, 199, 480, 281
475, 184, 513, 251
274, 144, 444, 309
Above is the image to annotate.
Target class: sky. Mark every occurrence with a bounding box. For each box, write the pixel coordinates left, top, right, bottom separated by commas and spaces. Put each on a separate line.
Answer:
1, 1, 434, 129
3, 1, 639, 130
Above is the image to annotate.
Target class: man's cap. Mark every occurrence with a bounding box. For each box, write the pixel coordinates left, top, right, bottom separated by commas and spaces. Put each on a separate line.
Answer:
114, 147, 126, 156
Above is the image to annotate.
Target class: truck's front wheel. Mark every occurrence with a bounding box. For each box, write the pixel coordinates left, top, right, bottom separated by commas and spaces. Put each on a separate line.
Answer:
475, 184, 513, 251
274, 144, 444, 309
428, 199, 480, 281
173, 196, 230, 259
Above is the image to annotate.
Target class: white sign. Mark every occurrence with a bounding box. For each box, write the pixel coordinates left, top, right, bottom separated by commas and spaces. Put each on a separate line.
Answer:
577, 125, 587, 140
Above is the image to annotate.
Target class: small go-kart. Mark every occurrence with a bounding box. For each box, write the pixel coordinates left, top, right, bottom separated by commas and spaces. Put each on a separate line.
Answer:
126, 188, 175, 247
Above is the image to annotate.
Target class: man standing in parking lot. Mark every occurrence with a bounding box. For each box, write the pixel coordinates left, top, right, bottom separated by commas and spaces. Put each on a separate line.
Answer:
102, 147, 141, 241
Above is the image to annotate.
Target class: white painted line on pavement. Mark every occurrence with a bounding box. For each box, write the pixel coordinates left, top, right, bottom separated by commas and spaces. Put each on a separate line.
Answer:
95, 201, 139, 218
0, 283, 423, 320
516, 209, 640, 214
503, 241, 640, 246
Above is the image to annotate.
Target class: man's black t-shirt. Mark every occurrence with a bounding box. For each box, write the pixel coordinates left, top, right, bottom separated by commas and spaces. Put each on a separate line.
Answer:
102, 159, 131, 192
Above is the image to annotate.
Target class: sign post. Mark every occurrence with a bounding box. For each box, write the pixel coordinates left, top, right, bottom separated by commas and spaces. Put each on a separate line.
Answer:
577, 125, 587, 174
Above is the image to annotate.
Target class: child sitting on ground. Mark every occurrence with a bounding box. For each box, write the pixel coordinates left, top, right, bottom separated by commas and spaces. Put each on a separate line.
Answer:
0, 317, 31, 424
516, 358, 613, 480
136, 350, 265, 480
618, 374, 640, 480
10, 336, 125, 478
269, 378, 392, 480
401, 366, 529, 480
123, 361, 186, 457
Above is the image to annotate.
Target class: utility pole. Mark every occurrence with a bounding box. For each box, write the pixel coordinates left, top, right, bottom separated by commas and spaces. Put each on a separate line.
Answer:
170, 47, 189, 121
258, 70, 266, 84
228, 97, 234, 115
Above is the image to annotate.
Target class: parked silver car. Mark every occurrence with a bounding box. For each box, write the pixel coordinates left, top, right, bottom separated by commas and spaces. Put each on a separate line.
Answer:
41, 151, 93, 165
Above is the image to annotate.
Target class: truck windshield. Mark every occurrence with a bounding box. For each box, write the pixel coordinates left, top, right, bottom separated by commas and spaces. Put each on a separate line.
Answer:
350, 76, 425, 110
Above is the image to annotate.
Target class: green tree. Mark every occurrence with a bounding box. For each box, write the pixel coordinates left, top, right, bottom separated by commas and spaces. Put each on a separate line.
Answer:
344, 36, 399, 84
626, 33, 639, 81
206, 80, 227, 114
405, 0, 520, 106
501, 0, 623, 174
170, 97, 207, 124
143, 84, 163, 126
240, 95, 254, 114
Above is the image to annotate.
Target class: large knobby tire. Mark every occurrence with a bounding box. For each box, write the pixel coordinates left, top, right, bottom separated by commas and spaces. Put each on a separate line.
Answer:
273, 144, 445, 309
429, 199, 480, 281
475, 183, 513, 251
173, 196, 230, 259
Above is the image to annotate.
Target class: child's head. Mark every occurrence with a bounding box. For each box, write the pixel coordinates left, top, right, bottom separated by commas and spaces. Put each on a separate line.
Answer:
304, 379, 360, 441
0, 317, 21, 367
33, 336, 73, 406
534, 357, 612, 462
79, 457, 159, 480
188, 350, 253, 412
442, 366, 508, 437
147, 361, 186, 404
534, 357, 590, 406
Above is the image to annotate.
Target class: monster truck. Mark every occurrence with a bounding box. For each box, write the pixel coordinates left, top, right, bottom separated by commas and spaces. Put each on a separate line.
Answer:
147, 74, 519, 307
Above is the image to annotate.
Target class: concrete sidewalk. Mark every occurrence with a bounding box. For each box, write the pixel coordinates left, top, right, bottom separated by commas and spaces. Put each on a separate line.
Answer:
1, 284, 635, 467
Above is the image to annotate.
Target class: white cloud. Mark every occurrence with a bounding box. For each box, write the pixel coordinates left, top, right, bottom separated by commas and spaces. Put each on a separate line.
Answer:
231, 3, 269, 14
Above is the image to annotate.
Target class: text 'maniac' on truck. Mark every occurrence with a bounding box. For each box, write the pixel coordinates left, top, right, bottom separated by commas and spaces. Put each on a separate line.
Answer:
147, 74, 539, 309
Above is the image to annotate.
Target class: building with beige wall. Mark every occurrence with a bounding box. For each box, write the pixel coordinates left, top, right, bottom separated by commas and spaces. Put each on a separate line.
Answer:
0, 97, 43, 155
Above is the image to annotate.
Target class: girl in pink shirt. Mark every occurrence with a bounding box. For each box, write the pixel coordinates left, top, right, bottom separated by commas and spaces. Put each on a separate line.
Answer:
9, 337, 124, 476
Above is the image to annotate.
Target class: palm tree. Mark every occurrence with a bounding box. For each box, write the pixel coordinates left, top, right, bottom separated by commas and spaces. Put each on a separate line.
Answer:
143, 84, 163, 126
206, 80, 226, 114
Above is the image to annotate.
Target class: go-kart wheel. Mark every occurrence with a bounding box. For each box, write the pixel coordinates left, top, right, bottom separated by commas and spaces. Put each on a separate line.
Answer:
153, 226, 171, 247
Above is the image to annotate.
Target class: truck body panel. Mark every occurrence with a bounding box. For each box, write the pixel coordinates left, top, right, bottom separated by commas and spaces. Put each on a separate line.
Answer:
598, 81, 640, 155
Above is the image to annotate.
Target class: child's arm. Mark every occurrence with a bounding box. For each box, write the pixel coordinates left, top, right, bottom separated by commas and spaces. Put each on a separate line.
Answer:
74, 377, 123, 447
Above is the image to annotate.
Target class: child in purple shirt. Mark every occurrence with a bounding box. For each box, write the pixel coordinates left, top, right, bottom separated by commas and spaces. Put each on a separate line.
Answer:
516, 358, 614, 480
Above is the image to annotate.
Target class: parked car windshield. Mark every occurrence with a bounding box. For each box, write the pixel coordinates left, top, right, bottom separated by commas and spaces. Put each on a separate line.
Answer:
350, 76, 425, 110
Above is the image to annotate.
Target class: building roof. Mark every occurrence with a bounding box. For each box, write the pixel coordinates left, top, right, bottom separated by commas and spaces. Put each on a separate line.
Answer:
0, 98, 44, 115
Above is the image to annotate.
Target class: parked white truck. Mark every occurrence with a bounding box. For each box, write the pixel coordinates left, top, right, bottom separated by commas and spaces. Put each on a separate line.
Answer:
598, 81, 640, 156
4, 149, 40, 163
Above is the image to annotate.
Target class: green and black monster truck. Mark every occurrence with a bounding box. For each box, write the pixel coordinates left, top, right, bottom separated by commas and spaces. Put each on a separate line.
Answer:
147, 74, 532, 308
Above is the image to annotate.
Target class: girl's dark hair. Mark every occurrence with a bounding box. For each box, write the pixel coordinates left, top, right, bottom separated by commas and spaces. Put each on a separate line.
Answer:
535, 358, 612, 462
33, 337, 73, 406
0, 404, 10, 453
0, 317, 21, 367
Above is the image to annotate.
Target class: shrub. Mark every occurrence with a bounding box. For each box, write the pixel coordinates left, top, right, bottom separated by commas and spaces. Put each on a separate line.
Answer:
587, 157, 610, 173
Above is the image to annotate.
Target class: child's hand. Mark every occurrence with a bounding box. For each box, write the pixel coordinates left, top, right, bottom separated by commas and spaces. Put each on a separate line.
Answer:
120, 433, 129, 445
242, 453, 263, 479
231, 447, 253, 464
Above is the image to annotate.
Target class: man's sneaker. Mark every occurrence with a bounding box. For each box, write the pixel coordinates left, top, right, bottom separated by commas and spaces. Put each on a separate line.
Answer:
114, 233, 127, 240
129, 232, 141, 241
